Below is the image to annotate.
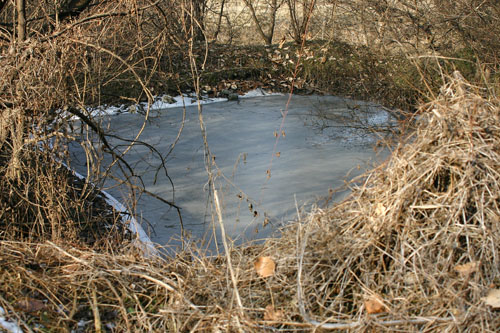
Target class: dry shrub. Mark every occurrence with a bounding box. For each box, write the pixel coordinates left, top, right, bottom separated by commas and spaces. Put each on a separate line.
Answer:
0, 0, 185, 244
0, 241, 175, 332
0, 238, 268, 331
0, 148, 133, 246
261, 71, 500, 330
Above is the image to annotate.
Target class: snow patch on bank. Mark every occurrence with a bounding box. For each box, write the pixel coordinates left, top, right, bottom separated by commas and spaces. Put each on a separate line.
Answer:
81, 94, 226, 119
70, 169, 158, 256
100, 188, 158, 256
0, 307, 22, 333
149, 94, 227, 110
77, 89, 280, 119
241, 88, 282, 98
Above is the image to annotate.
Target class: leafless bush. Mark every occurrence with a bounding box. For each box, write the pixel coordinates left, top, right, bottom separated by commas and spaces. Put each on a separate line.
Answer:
320, 0, 500, 63
0, 0, 187, 243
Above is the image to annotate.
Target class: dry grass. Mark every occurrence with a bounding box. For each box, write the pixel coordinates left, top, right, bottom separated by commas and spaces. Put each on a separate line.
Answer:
1, 72, 499, 331
262, 71, 500, 330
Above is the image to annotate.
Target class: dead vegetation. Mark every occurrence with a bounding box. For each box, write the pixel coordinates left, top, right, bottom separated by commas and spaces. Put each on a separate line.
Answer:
1, 0, 499, 331
1, 73, 498, 331
0, 0, 185, 246
261, 72, 500, 330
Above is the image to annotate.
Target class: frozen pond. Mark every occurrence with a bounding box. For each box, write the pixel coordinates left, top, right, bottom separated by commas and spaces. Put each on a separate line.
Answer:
70, 93, 393, 251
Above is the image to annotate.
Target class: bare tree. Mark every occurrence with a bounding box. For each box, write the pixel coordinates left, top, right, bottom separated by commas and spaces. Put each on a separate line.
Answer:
242, 0, 284, 45
286, 0, 316, 44
212, 0, 226, 41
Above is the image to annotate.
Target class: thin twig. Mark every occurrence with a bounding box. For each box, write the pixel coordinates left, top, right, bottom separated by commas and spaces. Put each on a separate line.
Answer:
214, 190, 244, 316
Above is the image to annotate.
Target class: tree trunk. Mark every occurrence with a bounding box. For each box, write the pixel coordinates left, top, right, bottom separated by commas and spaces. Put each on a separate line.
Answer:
0, 109, 24, 181
192, 0, 206, 41
213, 0, 226, 41
16, 0, 26, 41
242, 0, 276, 45
286, 0, 315, 44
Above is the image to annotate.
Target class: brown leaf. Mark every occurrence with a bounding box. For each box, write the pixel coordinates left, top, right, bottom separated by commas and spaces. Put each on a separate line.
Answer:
16, 297, 47, 313
454, 261, 480, 276
375, 203, 386, 217
482, 289, 500, 308
254, 256, 276, 278
364, 294, 387, 314
61, 263, 82, 274
263, 304, 284, 321
278, 37, 286, 49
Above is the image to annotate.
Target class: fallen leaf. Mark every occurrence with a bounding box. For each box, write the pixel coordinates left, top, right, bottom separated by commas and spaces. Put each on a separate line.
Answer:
375, 203, 386, 217
403, 272, 418, 285
482, 289, 500, 308
61, 263, 81, 274
454, 261, 480, 276
263, 304, 284, 321
278, 37, 286, 49
16, 297, 47, 313
364, 294, 386, 314
254, 256, 276, 278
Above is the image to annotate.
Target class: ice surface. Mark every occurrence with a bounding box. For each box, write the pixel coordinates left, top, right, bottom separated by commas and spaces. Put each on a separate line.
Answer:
70, 94, 391, 251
